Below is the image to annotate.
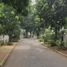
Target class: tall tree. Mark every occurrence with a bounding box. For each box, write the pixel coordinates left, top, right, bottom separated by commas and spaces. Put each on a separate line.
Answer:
20, 1, 36, 37
36, 0, 67, 46
0, 3, 20, 42
1, 0, 29, 15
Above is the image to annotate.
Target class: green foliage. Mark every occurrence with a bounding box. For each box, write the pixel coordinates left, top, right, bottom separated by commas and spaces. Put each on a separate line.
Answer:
0, 0, 29, 42
65, 17, 67, 28
0, 40, 4, 46
43, 28, 56, 46
0, 3, 20, 42
1, 0, 29, 15
20, 2, 36, 38
36, 0, 67, 47
56, 40, 61, 47
7, 42, 13, 45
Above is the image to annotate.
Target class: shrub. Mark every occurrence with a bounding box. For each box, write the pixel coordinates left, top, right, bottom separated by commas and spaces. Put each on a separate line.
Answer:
42, 28, 57, 46
38, 28, 56, 46
7, 42, 13, 45
56, 40, 61, 47
0, 40, 4, 46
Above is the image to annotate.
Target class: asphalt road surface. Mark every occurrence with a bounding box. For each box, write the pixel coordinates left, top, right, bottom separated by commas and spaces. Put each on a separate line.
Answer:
4, 38, 67, 67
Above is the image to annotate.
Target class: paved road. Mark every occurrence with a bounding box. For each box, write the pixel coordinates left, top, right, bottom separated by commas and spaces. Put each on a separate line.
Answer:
4, 38, 67, 67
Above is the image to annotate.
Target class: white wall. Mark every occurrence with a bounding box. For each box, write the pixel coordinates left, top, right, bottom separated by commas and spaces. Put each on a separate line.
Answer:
0, 35, 9, 44
64, 34, 67, 47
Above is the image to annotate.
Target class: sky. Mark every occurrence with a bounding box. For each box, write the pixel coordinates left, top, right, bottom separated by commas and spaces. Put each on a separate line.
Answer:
32, 0, 36, 5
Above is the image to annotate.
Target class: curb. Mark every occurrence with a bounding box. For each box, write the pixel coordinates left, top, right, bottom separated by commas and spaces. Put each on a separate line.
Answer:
40, 41, 67, 58
0, 44, 17, 67
55, 50, 67, 57
46, 46, 67, 57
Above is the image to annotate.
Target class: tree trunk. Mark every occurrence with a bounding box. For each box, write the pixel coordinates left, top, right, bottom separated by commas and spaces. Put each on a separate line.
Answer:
60, 31, 64, 48
54, 28, 58, 41
9, 35, 13, 42
25, 30, 28, 38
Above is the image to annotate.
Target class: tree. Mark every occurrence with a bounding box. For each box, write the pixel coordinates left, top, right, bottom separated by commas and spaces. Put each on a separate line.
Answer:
20, 2, 35, 38
35, 0, 51, 37
1, 0, 29, 15
36, 0, 67, 47
0, 3, 20, 42
0, 0, 30, 41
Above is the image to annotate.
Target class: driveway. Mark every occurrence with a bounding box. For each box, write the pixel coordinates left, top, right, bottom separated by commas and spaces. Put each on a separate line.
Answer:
4, 38, 67, 67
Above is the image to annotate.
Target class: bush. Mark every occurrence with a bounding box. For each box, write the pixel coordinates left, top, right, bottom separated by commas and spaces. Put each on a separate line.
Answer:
0, 40, 4, 46
9, 29, 20, 42
39, 34, 44, 42
42, 28, 57, 46
55, 40, 61, 47
7, 42, 13, 45
0, 40, 9, 46
38, 28, 55, 46
39, 28, 67, 48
